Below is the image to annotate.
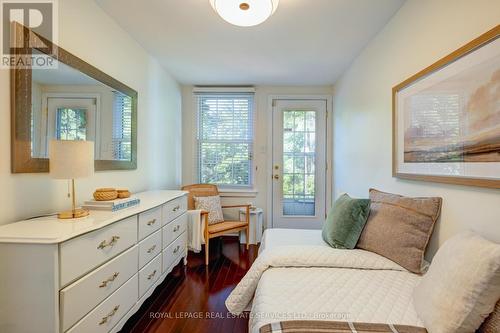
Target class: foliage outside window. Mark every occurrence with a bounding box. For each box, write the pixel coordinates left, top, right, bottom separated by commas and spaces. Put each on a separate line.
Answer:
282, 110, 316, 216
196, 93, 254, 188
56, 108, 87, 140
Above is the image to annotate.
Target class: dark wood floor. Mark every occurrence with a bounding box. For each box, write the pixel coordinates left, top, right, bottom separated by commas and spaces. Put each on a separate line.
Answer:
120, 237, 258, 333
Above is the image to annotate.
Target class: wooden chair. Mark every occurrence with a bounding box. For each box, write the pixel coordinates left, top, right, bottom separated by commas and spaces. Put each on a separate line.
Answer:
181, 184, 250, 266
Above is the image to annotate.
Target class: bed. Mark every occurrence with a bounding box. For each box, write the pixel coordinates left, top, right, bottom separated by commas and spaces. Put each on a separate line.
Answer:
227, 228, 426, 333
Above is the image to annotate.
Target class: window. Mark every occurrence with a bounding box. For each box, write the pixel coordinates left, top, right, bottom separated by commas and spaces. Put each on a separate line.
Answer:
56, 108, 88, 140
282, 110, 316, 216
112, 91, 132, 160
196, 93, 254, 188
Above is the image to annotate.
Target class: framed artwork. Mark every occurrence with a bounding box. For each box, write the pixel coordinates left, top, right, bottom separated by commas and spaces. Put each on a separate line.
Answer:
393, 25, 500, 189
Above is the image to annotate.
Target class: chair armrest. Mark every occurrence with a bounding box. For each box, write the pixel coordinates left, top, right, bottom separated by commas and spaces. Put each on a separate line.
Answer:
200, 211, 209, 226
221, 204, 251, 209
189, 209, 210, 215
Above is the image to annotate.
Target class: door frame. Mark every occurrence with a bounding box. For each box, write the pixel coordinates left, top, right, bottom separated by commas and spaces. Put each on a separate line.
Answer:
40, 93, 101, 158
267, 95, 333, 229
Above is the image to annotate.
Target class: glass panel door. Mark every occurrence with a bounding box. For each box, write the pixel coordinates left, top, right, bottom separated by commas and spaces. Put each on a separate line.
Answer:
44, 97, 97, 158
272, 99, 327, 229
282, 110, 316, 216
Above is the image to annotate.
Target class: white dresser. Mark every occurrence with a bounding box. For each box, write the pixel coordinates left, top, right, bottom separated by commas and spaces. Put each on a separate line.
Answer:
0, 190, 188, 333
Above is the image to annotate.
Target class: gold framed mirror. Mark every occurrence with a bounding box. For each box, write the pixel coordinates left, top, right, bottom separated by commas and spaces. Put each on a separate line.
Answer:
10, 22, 137, 173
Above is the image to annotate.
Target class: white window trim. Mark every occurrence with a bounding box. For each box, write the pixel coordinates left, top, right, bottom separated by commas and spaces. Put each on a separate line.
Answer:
193, 86, 255, 94
219, 188, 258, 198
40, 92, 101, 158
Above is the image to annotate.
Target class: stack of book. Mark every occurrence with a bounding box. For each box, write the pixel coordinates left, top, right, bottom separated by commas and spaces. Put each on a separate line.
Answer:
82, 197, 141, 212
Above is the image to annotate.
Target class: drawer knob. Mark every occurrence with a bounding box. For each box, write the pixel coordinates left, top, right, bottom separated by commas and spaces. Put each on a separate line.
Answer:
98, 305, 120, 325
147, 269, 157, 280
173, 245, 180, 254
172, 205, 180, 212
147, 245, 157, 254
147, 219, 157, 226
97, 236, 120, 250
173, 225, 180, 232
99, 272, 119, 288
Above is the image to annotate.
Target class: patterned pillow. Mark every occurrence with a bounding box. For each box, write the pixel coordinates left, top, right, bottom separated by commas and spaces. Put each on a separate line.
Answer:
194, 195, 224, 225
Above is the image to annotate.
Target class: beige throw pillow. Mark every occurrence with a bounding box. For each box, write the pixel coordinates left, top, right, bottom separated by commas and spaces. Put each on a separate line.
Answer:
413, 231, 500, 333
194, 195, 224, 225
356, 188, 442, 273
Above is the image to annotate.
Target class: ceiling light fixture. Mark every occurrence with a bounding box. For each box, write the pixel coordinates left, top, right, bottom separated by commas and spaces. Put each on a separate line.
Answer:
209, 0, 279, 27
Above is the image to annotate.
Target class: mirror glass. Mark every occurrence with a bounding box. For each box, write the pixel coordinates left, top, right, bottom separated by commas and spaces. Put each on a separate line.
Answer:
31, 60, 133, 161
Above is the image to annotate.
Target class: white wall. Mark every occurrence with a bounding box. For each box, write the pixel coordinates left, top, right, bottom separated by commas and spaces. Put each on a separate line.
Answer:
333, 0, 500, 258
0, 0, 182, 225
182, 85, 333, 225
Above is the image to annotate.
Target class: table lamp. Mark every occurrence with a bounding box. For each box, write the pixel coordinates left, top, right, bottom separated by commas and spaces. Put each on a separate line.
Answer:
50, 140, 94, 219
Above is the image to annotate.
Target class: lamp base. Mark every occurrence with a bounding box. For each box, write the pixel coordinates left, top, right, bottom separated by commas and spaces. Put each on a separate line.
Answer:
58, 209, 90, 220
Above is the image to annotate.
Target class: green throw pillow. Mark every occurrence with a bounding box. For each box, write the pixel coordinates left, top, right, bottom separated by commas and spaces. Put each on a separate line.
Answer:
322, 193, 371, 249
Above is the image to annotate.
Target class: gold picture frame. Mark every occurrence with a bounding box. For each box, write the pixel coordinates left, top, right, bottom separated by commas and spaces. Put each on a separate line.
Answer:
392, 25, 500, 189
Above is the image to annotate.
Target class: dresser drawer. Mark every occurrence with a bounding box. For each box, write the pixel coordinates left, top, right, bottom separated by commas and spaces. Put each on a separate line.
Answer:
162, 213, 187, 249
162, 232, 186, 273
60, 216, 138, 287
60, 246, 138, 332
138, 253, 161, 298
66, 274, 138, 333
138, 206, 162, 240
162, 196, 187, 225
138, 229, 161, 269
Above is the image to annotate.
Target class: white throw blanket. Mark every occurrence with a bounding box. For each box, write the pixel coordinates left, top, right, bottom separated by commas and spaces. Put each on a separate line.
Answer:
187, 210, 206, 252
225, 245, 407, 314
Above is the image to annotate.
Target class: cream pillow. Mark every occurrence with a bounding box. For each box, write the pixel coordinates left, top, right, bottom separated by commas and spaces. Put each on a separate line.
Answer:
413, 231, 500, 333
194, 195, 224, 225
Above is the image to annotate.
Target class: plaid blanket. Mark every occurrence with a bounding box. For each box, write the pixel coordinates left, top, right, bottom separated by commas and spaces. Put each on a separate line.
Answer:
259, 320, 427, 333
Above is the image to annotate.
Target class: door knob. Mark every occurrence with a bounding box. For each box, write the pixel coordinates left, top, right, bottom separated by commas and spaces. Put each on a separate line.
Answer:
273, 174, 280, 180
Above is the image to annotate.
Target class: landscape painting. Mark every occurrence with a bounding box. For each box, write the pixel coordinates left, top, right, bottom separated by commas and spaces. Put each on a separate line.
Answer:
403, 58, 499, 163
393, 27, 500, 189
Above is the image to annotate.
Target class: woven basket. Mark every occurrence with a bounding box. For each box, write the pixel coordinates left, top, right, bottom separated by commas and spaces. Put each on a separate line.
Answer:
117, 189, 131, 199
93, 188, 118, 201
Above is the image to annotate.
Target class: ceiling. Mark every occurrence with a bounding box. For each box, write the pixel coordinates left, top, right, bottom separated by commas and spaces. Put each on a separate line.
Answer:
96, 0, 405, 85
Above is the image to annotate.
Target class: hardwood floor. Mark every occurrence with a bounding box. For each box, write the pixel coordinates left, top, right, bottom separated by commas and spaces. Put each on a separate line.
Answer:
121, 236, 258, 333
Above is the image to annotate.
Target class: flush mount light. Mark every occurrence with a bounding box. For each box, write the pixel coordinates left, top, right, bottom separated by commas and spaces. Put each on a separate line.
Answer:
209, 0, 279, 27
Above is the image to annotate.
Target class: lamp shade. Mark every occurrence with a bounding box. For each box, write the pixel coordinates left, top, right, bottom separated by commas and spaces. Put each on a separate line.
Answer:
49, 140, 94, 179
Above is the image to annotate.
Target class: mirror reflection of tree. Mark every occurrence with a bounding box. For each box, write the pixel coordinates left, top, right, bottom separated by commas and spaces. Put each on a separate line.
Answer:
56, 108, 88, 141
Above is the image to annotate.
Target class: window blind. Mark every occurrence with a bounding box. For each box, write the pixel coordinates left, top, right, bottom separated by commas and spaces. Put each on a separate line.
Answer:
196, 93, 254, 187
112, 91, 132, 160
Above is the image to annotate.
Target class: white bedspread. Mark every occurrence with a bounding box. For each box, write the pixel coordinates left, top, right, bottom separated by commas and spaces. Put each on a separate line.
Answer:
250, 266, 423, 333
226, 245, 408, 314
227, 229, 424, 333
258, 228, 327, 254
